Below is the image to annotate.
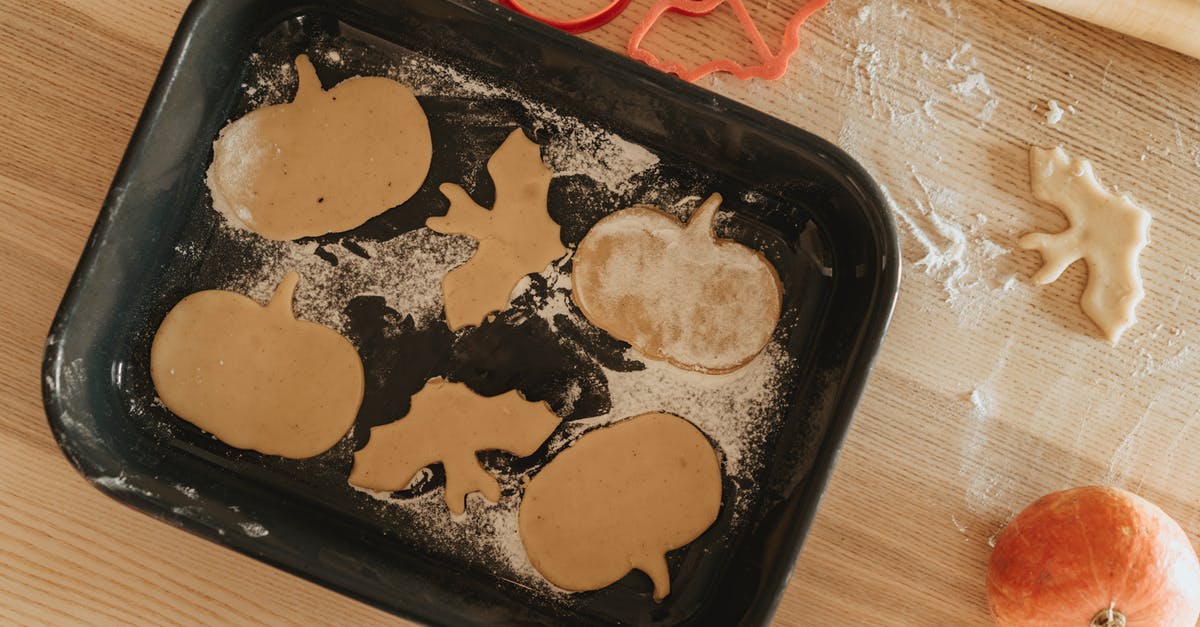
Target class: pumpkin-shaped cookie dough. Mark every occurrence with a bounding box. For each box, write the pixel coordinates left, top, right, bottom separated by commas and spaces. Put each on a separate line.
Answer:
207, 54, 432, 240
150, 272, 364, 458
572, 193, 782, 373
519, 412, 722, 600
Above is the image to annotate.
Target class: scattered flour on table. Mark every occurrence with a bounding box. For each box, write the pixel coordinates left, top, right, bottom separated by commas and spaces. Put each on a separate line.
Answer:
797, 0, 1200, 547
949, 72, 999, 125
879, 173, 1016, 325
1130, 324, 1193, 378
851, 43, 885, 118
950, 513, 968, 536
828, 0, 1027, 511
817, 1, 1033, 520
958, 337, 1017, 521
1044, 99, 1065, 125
951, 72, 990, 98
960, 387, 998, 510
829, 5, 1015, 318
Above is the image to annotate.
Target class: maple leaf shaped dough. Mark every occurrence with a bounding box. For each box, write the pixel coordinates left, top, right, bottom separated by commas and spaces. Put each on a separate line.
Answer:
427, 129, 566, 331
349, 378, 560, 515
1020, 146, 1151, 344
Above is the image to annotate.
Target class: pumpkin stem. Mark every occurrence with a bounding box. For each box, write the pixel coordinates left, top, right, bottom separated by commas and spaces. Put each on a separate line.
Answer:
684, 193, 723, 241
267, 271, 300, 318
293, 54, 323, 102
1090, 607, 1126, 627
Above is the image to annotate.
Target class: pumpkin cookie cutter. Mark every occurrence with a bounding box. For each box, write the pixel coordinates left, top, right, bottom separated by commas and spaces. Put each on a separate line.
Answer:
627, 0, 829, 82
498, 0, 633, 34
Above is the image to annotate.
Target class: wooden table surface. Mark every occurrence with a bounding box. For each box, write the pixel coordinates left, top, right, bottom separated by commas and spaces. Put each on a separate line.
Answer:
3, 0, 1200, 624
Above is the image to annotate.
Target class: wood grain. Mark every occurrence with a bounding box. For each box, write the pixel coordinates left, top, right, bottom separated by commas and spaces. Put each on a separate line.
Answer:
0, 0, 390, 623
1025, 0, 1200, 60
2, 0, 1199, 624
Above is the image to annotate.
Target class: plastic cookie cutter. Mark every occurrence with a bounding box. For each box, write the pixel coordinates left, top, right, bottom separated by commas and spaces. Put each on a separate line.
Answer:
627, 0, 829, 82
499, 0, 634, 34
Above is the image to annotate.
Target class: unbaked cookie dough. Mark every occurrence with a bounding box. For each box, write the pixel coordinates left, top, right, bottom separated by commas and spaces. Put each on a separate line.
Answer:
519, 412, 722, 600
426, 129, 566, 331
1020, 146, 1151, 344
207, 54, 432, 240
150, 272, 364, 458
572, 193, 782, 373
350, 378, 560, 515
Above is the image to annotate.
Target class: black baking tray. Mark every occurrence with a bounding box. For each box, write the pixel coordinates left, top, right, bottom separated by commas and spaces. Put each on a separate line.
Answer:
42, 0, 899, 624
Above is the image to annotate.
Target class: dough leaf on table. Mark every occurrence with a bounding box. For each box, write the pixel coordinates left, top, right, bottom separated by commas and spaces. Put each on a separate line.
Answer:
349, 378, 560, 515
426, 129, 566, 331
1020, 146, 1151, 344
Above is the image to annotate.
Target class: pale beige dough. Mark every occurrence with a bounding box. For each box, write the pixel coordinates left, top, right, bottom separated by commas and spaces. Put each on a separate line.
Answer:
519, 412, 722, 600
426, 129, 566, 331
349, 378, 560, 515
1021, 146, 1152, 344
150, 272, 364, 458
572, 193, 783, 373
207, 54, 432, 240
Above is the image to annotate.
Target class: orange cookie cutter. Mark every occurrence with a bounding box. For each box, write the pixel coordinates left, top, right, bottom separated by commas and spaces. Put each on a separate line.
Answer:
499, 0, 634, 34
627, 0, 829, 82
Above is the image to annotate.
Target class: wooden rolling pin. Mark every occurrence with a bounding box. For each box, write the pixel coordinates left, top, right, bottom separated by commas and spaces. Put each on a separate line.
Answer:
1026, 0, 1200, 60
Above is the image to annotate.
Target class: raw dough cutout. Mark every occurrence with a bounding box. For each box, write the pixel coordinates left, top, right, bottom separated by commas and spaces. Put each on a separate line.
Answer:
520, 412, 722, 600
427, 129, 566, 330
349, 378, 560, 515
207, 54, 432, 240
1021, 146, 1151, 344
572, 193, 782, 373
150, 272, 364, 458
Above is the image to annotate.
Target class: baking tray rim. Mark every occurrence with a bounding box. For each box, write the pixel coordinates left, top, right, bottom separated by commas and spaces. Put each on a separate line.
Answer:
41, 0, 903, 623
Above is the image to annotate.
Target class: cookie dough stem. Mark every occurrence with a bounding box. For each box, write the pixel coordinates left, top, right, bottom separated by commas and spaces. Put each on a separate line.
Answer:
292, 54, 323, 101
683, 193, 723, 242
636, 551, 672, 601
267, 272, 301, 317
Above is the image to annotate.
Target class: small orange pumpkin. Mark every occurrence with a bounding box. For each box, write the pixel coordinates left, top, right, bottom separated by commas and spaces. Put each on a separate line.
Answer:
987, 486, 1200, 627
